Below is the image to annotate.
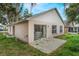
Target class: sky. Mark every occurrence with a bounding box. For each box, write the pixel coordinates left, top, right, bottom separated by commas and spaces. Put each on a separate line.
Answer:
24, 3, 66, 20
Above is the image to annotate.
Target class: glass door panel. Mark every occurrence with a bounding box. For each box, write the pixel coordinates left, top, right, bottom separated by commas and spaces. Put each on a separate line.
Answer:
34, 25, 46, 40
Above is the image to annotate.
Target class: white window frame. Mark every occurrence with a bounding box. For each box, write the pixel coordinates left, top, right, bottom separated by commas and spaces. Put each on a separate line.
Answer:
52, 25, 57, 34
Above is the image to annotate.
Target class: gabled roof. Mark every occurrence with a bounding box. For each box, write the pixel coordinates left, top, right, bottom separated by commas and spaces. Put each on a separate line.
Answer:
29, 8, 64, 24
8, 8, 64, 26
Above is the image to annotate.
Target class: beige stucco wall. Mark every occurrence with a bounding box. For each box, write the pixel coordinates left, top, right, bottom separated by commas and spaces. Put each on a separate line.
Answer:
15, 22, 28, 42
8, 25, 14, 35
28, 10, 64, 43
8, 10, 64, 43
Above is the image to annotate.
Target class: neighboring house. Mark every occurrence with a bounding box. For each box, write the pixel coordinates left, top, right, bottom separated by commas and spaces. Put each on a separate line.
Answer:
0, 23, 5, 31
7, 8, 64, 44
65, 22, 79, 33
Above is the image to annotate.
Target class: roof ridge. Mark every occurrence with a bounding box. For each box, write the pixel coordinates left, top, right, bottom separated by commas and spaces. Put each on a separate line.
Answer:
31, 8, 56, 17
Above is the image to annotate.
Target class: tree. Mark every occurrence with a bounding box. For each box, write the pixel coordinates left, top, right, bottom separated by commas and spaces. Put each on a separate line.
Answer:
66, 3, 79, 26
0, 3, 24, 24
65, 4, 79, 33
0, 3, 36, 24
30, 3, 37, 14
23, 9, 32, 19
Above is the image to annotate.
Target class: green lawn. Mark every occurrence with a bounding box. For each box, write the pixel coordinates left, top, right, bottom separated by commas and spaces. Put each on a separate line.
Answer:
0, 33, 46, 56
0, 33, 79, 56
51, 33, 79, 56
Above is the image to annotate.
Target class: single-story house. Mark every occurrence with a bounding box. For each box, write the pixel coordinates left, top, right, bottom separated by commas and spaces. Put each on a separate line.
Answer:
0, 23, 6, 31
7, 8, 64, 44
65, 22, 79, 33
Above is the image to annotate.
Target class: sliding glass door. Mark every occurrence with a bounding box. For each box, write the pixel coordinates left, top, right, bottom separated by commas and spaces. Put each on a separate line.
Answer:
34, 25, 46, 40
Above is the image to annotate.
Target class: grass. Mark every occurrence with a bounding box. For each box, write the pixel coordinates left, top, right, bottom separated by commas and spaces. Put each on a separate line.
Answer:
50, 33, 79, 56
0, 33, 46, 56
0, 33, 79, 56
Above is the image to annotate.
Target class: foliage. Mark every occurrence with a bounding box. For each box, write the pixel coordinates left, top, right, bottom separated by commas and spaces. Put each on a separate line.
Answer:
0, 3, 32, 24
0, 33, 79, 55
69, 44, 79, 52
23, 9, 32, 19
0, 4, 16, 24
0, 33, 46, 56
50, 33, 79, 56
66, 3, 79, 24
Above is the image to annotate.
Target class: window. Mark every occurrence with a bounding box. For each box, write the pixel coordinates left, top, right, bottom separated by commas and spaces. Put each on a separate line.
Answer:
60, 26, 63, 33
68, 27, 73, 32
52, 25, 57, 34
68, 27, 79, 32
74, 27, 77, 32
34, 25, 46, 40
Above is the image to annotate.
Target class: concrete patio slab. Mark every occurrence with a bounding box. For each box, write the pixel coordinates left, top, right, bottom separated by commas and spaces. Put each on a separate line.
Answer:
30, 38, 66, 54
